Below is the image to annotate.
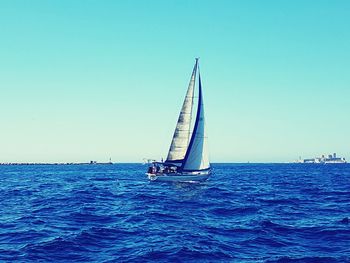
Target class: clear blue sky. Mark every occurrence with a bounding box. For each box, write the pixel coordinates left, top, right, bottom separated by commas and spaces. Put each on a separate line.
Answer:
1, 0, 349, 163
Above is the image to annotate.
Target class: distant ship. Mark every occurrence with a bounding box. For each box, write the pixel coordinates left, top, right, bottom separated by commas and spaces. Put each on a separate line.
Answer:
295, 153, 347, 164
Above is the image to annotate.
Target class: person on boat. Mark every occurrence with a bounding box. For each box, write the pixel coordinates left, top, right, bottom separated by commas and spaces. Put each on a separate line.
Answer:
148, 164, 157, 174
170, 166, 177, 173
152, 164, 157, 174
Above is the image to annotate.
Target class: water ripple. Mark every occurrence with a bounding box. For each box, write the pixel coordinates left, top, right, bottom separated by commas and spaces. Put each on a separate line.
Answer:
0, 163, 349, 262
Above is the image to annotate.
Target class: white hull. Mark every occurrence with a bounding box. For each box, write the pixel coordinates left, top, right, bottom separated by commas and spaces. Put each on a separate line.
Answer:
147, 171, 211, 182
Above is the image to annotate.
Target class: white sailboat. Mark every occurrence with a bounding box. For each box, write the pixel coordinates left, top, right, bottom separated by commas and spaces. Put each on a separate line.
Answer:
146, 58, 211, 182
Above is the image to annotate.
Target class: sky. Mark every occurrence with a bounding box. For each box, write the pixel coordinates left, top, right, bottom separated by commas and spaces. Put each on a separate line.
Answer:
0, 0, 349, 163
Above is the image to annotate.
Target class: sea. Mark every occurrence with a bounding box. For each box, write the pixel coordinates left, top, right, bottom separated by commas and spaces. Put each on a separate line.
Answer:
0, 163, 349, 262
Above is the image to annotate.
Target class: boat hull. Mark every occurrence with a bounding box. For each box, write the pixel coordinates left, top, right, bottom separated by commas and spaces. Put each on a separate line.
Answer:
147, 171, 210, 182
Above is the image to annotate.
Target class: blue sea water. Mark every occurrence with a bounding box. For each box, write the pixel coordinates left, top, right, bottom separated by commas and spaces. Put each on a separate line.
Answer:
0, 163, 350, 262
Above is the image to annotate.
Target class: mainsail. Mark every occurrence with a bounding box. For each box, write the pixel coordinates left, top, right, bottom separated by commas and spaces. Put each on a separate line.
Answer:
181, 72, 210, 171
166, 59, 198, 163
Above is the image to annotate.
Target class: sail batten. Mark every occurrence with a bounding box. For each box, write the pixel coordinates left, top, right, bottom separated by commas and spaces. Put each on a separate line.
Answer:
166, 59, 198, 163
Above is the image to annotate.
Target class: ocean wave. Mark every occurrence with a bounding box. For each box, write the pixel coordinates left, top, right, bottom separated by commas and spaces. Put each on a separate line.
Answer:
265, 256, 343, 263
1, 163, 349, 262
211, 206, 259, 216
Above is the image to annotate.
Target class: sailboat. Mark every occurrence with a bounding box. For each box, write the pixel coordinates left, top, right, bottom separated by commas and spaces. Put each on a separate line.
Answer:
146, 58, 211, 182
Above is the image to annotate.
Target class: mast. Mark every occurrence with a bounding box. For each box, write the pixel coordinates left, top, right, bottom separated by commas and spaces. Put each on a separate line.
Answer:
166, 59, 198, 164
181, 68, 210, 171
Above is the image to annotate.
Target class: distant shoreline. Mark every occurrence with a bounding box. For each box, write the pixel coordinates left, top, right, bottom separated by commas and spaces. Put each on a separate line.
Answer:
0, 162, 348, 166
0, 162, 114, 166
